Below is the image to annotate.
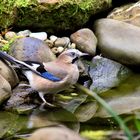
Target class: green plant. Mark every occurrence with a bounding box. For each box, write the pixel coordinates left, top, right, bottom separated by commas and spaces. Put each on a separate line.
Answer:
1, 36, 21, 52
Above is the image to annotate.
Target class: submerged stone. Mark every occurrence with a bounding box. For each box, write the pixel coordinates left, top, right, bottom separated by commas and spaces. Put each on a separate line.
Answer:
0, 111, 28, 138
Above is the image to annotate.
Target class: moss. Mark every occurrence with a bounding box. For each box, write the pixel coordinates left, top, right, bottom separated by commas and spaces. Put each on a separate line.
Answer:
0, 0, 37, 30
0, 0, 112, 33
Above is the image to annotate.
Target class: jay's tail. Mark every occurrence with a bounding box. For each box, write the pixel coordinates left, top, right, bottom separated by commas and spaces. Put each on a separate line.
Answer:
0, 51, 40, 74
0, 51, 61, 81
0, 51, 18, 64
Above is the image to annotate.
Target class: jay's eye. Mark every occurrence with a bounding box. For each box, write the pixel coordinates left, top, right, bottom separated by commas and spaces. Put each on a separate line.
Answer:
71, 52, 75, 57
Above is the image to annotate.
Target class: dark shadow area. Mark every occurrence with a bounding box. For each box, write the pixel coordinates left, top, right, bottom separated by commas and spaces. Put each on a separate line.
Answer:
112, 0, 136, 7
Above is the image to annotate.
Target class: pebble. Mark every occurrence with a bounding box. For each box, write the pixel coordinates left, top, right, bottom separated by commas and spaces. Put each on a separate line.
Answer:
45, 39, 54, 48
57, 46, 64, 53
54, 37, 70, 47
30, 32, 47, 41
51, 47, 59, 54
17, 30, 31, 37
5, 31, 17, 40
68, 43, 76, 49
49, 35, 58, 43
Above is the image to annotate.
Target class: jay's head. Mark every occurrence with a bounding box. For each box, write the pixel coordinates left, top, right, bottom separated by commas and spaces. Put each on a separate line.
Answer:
57, 49, 88, 64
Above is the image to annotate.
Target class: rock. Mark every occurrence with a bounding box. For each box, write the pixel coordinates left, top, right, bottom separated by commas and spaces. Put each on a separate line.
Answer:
0, 111, 28, 138
0, 60, 19, 88
94, 18, 140, 66
89, 56, 131, 93
70, 28, 97, 56
4, 31, 17, 40
45, 39, 54, 48
51, 47, 59, 55
0, 74, 11, 105
95, 73, 140, 118
0, 0, 111, 34
5, 82, 37, 114
28, 127, 85, 140
17, 30, 31, 37
57, 46, 64, 54
107, 1, 140, 27
49, 35, 58, 43
68, 43, 76, 49
9, 37, 56, 62
30, 32, 47, 41
54, 37, 70, 47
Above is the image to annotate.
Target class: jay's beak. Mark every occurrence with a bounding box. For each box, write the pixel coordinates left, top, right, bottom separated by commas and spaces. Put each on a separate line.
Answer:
79, 52, 92, 61
79, 52, 89, 57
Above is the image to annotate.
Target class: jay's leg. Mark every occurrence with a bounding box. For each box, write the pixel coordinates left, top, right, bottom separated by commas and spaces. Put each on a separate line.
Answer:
39, 92, 55, 107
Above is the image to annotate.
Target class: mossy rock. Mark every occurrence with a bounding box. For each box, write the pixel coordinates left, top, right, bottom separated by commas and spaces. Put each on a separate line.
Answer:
0, 0, 112, 34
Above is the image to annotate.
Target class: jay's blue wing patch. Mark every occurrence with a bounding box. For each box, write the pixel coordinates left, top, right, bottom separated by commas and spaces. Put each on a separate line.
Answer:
24, 61, 61, 81
41, 71, 61, 82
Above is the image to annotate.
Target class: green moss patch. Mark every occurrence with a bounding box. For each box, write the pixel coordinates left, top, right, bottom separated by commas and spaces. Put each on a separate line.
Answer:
0, 0, 112, 33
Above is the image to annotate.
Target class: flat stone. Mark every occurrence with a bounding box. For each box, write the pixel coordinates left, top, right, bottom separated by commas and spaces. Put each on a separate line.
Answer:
70, 28, 97, 56
30, 32, 47, 41
94, 18, 140, 66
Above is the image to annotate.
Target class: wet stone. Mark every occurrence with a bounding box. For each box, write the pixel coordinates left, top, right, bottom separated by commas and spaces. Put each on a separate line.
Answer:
5, 82, 37, 114
89, 56, 131, 93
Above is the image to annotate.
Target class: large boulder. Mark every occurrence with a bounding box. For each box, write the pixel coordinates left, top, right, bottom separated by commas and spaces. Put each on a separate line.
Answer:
9, 37, 56, 62
94, 18, 140, 66
0, 0, 112, 34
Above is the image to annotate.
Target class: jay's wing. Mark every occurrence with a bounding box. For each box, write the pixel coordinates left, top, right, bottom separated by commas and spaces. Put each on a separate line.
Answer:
24, 61, 61, 82
0, 51, 61, 82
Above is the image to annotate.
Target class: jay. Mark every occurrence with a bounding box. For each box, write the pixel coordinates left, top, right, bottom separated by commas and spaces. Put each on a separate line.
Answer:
0, 49, 87, 106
